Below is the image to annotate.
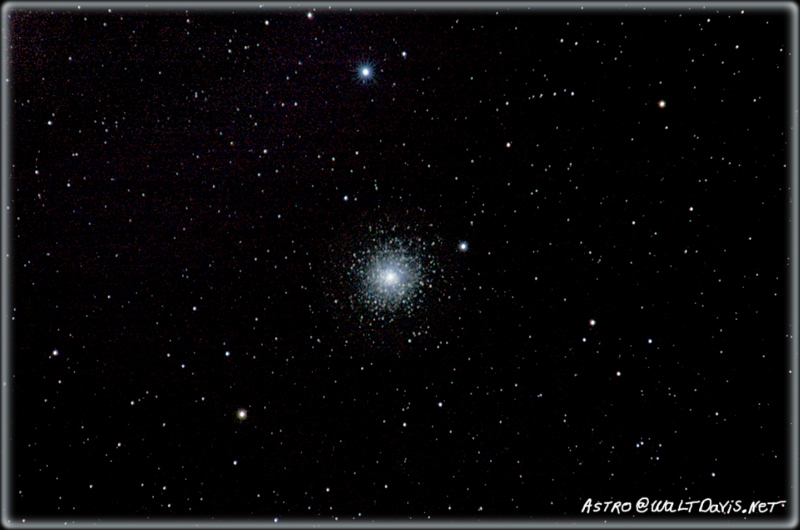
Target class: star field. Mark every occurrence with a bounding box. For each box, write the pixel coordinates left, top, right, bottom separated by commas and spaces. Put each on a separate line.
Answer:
4, 2, 795, 525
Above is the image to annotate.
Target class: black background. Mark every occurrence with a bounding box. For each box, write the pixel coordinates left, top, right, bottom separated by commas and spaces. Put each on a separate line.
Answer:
7, 3, 791, 521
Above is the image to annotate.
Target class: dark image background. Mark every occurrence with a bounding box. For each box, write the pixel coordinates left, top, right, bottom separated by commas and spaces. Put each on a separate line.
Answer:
6, 4, 791, 520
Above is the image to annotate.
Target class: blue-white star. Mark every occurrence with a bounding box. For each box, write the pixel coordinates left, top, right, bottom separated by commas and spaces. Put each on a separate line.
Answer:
355, 61, 377, 85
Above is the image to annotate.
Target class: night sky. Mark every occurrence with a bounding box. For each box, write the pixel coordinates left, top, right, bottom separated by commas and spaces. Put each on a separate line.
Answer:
5, 2, 794, 524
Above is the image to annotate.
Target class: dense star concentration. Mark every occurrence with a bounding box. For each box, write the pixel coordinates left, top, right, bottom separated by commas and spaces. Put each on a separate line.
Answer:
4, 2, 794, 525
321, 214, 454, 351
364, 243, 419, 308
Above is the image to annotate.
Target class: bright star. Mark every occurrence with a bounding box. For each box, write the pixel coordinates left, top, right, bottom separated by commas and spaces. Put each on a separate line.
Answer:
355, 61, 377, 85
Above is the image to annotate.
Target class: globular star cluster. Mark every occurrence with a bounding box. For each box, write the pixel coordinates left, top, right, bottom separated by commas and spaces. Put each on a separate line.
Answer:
321, 211, 459, 347
328, 230, 436, 325
363, 242, 421, 310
